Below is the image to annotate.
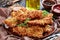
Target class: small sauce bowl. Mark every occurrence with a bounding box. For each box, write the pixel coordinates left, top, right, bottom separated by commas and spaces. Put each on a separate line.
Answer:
52, 4, 60, 15
42, 0, 56, 10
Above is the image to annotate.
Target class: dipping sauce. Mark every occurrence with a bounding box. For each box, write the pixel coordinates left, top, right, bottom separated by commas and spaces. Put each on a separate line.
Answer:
53, 5, 60, 13
44, 1, 55, 6
42, 0, 55, 9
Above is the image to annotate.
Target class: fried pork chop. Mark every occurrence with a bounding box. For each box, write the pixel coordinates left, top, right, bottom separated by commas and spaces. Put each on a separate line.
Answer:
13, 26, 43, 38
11, 7, 43, 22
28, 13, 53, 25
4, 17, 17, 27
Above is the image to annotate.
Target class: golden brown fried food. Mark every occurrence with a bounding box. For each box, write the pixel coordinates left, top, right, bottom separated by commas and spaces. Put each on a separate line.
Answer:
13, 26, 43, 38
4, 7, 54, 38
28, 13, 53, 25
11, 10, 24, 17
16, 13, 27, 22
16, 10, 43, 22
26, 26, 43, 38
13, 27, 27, 36
28, 19, 53, 25
4, 17, 17, 27
27, 10, 43, 19
11, 7, 43, 22
11, 7, 28, 17
44, 13, 53, 19
43, 25, 52, 32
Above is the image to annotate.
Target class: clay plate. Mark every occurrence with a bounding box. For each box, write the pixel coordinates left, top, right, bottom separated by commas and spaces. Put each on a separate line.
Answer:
3, 21, 57, 39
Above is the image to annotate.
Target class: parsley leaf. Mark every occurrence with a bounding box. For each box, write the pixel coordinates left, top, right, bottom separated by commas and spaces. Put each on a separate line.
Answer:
42, 10, 49, 17
24, 18, 31, 24
17, 18, 31, 27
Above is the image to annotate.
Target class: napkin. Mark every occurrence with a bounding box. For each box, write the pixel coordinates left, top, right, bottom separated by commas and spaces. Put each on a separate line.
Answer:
0, 8, 8, 25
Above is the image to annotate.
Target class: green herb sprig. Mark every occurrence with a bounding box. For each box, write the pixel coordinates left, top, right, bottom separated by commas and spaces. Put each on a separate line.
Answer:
42, 10, 49, 17
17, 18, 31, 27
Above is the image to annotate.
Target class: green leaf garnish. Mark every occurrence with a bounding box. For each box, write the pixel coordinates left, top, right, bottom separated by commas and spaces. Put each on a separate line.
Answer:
24, 18, 31, 24
17, 18, 31, 27
42, 10, 49, 17
17, 23, 26, 27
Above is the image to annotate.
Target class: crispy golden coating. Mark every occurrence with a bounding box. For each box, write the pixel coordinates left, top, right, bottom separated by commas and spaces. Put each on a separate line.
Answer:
15, 10, 43, 22
28, 13, 53, 25
11, 8, 43, 22
13, 26, 43, 38
16, 10, 43, 21
4, 17, 17, 27
28, 19, 53, 25
44, 13, 53, 19
43, 25, 52, 32
27, 10, 43, 19
4, 7, 54, 38
11, 7, 29, 17
11, 10, 24, 17
16, 13, 28, 22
